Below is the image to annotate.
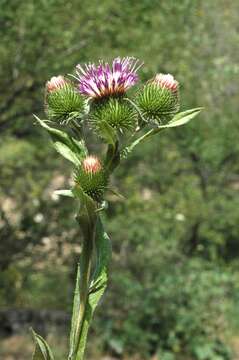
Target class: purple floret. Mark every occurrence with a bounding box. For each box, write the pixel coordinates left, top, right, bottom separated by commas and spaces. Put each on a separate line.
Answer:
75, 57, 142, 99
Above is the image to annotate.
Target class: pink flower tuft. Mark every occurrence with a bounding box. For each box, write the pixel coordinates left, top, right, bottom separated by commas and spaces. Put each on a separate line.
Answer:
75, 57, 143, 99
83, 156, 102, 174
153, 73, 178, 91
46, 75, 67, 92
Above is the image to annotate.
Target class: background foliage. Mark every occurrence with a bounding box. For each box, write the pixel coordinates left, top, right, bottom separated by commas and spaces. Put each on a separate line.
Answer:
0, 0, 239, 359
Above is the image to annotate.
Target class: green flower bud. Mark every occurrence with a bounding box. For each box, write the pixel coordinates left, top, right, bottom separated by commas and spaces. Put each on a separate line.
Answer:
90, 98, 137, 135
45, 76, 86, 124
136, 73, 180, 124
74, 156, 108, 202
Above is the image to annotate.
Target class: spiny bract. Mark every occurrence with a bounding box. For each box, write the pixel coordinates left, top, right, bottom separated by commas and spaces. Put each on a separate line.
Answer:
45, 83, 86, 123
136, 82, 180, 124
90, 98, 137, 135
74, 157, 108, 202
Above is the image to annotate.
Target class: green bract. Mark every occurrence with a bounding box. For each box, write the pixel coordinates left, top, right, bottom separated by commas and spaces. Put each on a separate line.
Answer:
90, 98, 137, 135
74, 165, 108, 202
136, 83, 180, 124
46, 84, 86, 124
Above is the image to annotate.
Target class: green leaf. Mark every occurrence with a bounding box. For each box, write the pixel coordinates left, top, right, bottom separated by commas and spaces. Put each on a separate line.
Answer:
122, 107, 203, 157
107, 187, 125, 200
31, 329, 54, 360
157, 107, 203, 129
34, 115, 87, 165
68, 264, 81, 360
73, 185, 97, 239
90, 219, 111, 292
104, 141, 120, 173
54, 189, 74, 197
98, 120, 117, 148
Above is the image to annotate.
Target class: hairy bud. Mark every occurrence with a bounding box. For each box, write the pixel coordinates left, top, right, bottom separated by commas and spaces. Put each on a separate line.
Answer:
45, 76, 86, 123
136, 73, 180, 124
74, 156, 108, 202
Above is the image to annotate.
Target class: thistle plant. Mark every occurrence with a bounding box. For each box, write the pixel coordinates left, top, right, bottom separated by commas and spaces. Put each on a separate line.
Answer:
32, 57, 202, 360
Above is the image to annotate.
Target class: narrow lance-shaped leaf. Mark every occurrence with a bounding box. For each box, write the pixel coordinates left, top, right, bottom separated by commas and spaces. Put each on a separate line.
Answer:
54, 189, 74, 198
156, 107, 203, 129
73, 185, 97, 239
98, 120, 117, 149
122, 107, 203, 157
105, 140, 120, 173
31, 329, 54, 360
90, 218, 112, 291
68, 264, 81, 360
34, 115, 87, 165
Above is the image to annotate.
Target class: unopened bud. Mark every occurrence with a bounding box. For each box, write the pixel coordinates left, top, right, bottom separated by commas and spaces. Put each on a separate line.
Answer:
83, 156, 102, 174
45, 76, 86, 123
136, 72, 180, 124
75, 156, 108, 202
46, 75, 67, 92
152, 73, 178, 92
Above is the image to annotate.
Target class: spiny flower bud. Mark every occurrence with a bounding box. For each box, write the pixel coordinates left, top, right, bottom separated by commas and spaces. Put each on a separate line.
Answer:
45, 76, 86, 124
136, 73, 180, 124
74, 156, 108, 202
46, 75, 68, 92
90, 98, 137, 136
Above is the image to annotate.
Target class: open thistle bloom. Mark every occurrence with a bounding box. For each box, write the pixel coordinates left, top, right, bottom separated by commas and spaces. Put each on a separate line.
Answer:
45, 75, 86, 123
136, 72, 180, 124
74, 156, 108, 202
75, 57, 142, 99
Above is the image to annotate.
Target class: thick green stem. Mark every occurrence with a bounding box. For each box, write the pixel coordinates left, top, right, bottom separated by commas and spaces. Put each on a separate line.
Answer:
71, 223, 96, 360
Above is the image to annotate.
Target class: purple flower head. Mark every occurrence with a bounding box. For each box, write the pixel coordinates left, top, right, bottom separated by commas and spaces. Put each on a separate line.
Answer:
75, 57, 142, 99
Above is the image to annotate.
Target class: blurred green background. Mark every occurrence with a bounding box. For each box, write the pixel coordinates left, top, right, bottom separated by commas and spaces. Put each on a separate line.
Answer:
0, 0, 239, 359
